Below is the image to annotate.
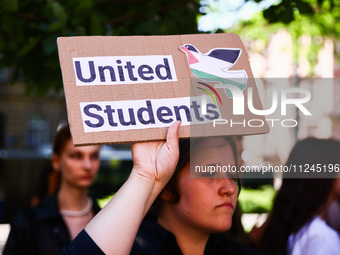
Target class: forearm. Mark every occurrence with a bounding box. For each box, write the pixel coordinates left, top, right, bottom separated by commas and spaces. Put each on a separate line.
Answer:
84, 121, 180, 254
85, 171, 155, 255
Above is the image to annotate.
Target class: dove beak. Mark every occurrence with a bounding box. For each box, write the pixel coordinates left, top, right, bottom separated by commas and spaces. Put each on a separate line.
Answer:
179, 46, 188, 53
179, 46, 199, 65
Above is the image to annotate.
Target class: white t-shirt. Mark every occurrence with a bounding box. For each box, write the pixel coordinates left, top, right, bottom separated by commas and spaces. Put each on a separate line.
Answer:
287, 216, 340, 255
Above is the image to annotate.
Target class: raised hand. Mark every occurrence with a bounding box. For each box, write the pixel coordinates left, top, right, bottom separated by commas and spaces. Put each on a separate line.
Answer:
131, 121, 181, 186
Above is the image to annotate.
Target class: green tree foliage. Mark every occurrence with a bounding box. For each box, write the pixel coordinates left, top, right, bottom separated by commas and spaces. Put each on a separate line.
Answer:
0, 0, 199, 95
260, 0, 339, 72
200, 0, 340, 76
237, 0, 340, 76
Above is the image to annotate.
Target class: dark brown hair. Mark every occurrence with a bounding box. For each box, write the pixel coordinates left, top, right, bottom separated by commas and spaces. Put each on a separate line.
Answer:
31, 124, 72, 200
259, 137, 340, 255
49, 124, 72, 193
53, 124, 72, 155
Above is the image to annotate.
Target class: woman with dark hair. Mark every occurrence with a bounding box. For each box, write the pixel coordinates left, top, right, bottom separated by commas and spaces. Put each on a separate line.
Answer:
4, 124, 101, 255
60, 121, 261, 255
259, 138, 340, 255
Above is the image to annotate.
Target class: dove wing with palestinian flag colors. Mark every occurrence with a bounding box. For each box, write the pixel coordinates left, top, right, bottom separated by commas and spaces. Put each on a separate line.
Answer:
179, 44, 248, 97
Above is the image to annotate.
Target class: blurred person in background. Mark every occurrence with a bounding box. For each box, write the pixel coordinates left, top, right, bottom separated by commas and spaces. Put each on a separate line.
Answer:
326, 200, 340, 232
259, 137, 340, 255
4, 124, 101, 255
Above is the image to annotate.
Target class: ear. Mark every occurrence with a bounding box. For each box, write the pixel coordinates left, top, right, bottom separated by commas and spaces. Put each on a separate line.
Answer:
51, 154, 60, 171
160, 188, 172, 201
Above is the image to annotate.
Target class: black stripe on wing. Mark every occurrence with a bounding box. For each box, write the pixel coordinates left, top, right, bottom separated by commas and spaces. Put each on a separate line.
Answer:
208, 49, 241, 63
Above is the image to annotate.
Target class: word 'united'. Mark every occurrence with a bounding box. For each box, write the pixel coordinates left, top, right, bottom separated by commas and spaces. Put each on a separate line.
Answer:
73, 55, 178, 86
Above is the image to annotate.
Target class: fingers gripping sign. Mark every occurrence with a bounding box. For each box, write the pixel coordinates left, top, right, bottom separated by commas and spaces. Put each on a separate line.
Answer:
131, 121, 181, 186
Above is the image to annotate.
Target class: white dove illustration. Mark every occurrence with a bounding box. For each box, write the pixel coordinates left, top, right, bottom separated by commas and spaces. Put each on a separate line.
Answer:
179, 44, 248, 97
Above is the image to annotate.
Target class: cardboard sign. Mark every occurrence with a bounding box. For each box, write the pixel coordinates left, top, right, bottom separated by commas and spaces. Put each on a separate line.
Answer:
57, 34, 269, 145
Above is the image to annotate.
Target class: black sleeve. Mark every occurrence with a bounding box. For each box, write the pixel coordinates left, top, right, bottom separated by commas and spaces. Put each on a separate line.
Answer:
60, 230, 105, 255
3, 212, 35, 255
130, 236, 150, 255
